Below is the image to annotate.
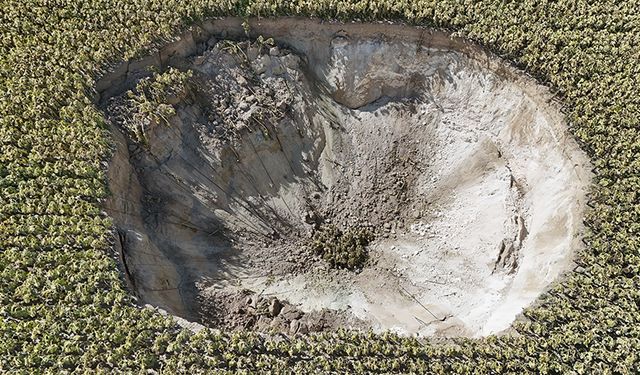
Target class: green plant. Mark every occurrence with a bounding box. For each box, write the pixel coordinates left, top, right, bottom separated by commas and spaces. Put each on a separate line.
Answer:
1, 0, 639, 373
125, 68, 193, 143
256, 35, 275, 49
310, 225, 373, 270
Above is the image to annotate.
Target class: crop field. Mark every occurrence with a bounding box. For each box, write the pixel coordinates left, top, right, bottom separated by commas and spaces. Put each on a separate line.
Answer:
1, 0, 639, 373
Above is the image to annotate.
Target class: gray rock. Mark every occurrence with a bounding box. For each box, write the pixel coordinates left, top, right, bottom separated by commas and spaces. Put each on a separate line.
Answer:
269, 298, 283, 317
297, 322, 309, 335
269, 316, 285, 329
252, 55, 271, 74
247, 46, 259, 61
271, 62, 286, 76
206, 37, 218, 48
238, 101, 250, 111
236, 75, 248, 87
289, 319, 300, 334
281, 54, 301, 69
280, 305, 303, 321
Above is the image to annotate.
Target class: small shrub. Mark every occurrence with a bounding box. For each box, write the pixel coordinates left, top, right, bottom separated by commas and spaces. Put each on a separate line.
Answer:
309, 225, 374, 270
125, 68, 193, 144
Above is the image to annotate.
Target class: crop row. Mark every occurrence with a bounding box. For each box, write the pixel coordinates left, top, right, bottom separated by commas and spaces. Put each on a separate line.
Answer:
1, 0, 639, 373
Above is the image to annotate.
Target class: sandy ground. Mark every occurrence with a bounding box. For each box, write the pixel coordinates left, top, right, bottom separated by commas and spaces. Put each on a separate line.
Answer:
103, 18, 591, 337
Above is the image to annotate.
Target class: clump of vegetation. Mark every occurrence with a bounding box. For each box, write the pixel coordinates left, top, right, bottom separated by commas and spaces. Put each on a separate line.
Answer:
2, 0, 639, 372
220, 35, 275, 62
125, 68, 192, 143
310, 225, 373, 270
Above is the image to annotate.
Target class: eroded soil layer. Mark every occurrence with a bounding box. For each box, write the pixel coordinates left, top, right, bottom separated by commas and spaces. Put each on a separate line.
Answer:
103, 18, 591, 337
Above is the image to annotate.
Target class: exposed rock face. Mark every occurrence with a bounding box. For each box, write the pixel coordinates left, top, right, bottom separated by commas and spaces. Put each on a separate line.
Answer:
102, 18, 591, 337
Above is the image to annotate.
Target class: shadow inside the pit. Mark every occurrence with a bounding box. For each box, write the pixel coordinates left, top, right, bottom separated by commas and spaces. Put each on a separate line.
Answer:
106, 134, 249, 323
138, 195, 248, 322
101, 40, 342, 325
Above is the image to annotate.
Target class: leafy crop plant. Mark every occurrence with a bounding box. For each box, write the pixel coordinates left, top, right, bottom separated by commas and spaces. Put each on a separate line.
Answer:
1, 1, 639, 373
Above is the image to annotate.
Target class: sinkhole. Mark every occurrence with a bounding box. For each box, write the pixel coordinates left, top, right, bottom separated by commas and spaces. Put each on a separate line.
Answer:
101, 18, 591, 337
